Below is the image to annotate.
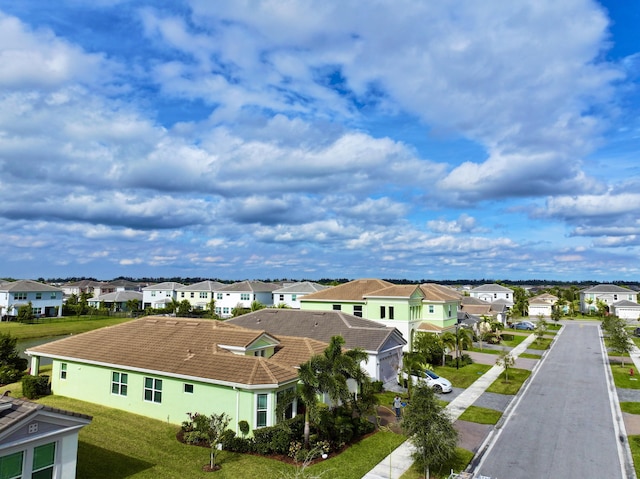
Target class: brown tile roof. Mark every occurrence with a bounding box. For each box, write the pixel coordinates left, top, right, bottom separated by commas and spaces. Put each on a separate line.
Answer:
227, 309, 406, 352
27, 317, 321, 387
300, 279, 395, 302
419, 283, 462, 301
364, 285, 422, 298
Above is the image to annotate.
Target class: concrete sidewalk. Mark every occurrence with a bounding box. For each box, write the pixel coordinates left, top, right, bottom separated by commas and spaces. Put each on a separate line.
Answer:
362, 333, 538, 479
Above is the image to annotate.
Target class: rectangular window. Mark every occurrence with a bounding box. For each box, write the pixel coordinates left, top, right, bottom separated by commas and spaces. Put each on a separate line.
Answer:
614, 295, 618, 300
292, 294, 297, 301
144, 377, 162, 403
279, 294, 284, 301
448, 305, 452, 317
0, 451, 23, 479
180, 292, 185, 298
35, 293, 42, 300
332, 304, 341, 311
60, 363, 67, 380
151, 291, 156, 297
32, 442, 55, 479
112, 372, 128, 396
184, 383, 194, 394
190, 292, 195, 298
215, 307, 221, 315
389, 306, 394, 320
217, 293, 223, 300
223, 307, 229, 315
429, 305, 434, 314
199, 292, 208, 299
254, 350, 265, 357
50, 293, 57, 299
380, 306, 386, 319
353, 305, 363, 317
240, 293, 250, 301
14, 292, 27, 300
31, 308, 41, 316
256, 393, 268, 428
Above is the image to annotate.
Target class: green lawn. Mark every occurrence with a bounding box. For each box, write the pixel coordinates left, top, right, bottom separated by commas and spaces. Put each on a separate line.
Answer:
610, 362, 640, 389
620, 402, 640, 415
485, 368, 531, 395
629, 435, 640, 478
0, 315, 134, 340
500, 334, 527, 348
432, 364, 492, 388
34, 395, 406, 479
527, 337, 553, 350
458, 405, 502, 425
518, 353, 541, 360
399, 447, 474, 479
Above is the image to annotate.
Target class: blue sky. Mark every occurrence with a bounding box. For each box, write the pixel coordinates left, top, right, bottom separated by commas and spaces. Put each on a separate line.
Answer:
0, 0, 639, 282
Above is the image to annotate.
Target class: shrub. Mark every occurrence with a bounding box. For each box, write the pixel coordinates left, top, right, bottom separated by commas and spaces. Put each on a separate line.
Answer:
21, 375, 50, 399
371, 380, 384, 393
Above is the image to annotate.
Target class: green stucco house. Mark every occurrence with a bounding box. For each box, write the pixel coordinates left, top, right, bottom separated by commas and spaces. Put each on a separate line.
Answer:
300, 279, 462, 349
27, 317, 327, 434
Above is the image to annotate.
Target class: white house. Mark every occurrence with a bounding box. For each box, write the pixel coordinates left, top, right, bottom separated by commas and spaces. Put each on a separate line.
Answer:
176, 281, 225, 310
0, 280, 63, 318
142, 282, 185, 309
469, 283, 514, 307
88, 291, 143, 312
60, 280, 115, 298
610, 301, 640, 320
528, 293, 558, 318
580, 284, 638, 314
214, 281, 278, 318
0, 396, 91, 479
272, 281, 328, 308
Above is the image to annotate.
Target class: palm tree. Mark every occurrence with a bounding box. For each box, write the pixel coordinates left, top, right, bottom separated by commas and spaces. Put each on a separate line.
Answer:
440, 332, 456, 365
298, 357, 322, 448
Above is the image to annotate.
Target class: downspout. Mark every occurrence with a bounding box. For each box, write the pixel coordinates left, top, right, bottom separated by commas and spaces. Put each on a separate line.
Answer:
234, 386, 239, 434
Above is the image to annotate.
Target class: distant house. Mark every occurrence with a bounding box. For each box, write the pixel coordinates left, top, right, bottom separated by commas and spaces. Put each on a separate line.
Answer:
142, 282, 185, 309
176, 281, 225, 311
528, 293, 558, 318
0, 280, 63, 318
87, 291, 143, 312
272, 282, 328, 309
469, 284, 514, 307
60, 280, 115, 298
460, 296, 508, 323
226, 309, 406, 384
27, 317, 327, 432
0, 396, 91, 479
214, 281, 279, 318
300, 279, 462, 350
580, 284, 638, 315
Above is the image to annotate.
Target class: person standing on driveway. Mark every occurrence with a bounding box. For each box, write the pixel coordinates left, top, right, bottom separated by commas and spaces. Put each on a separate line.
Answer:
393, 395, 402, 420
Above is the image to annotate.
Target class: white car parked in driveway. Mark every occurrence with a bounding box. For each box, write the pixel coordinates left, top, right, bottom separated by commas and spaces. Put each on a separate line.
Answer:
400, 369, 453, 393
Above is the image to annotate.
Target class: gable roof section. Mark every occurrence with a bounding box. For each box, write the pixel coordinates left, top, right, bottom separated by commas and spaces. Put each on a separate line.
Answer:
581, 284, 636, 294
470, 283, 514, 293
364, 284, 423, 299
300, 279, 395, 302
272, 282, 329, 294
177, 280, 225, 292
27, 317, 318, 387
612, 300, 640, 308
0, 396, 91, 437
529, 293, 558, 304
142, 282, 185, 291
90, 291, 142, 303
226, 309, 406, 353
0, 280, 62, 293
217, 281, 279, 293
419, 283, 462, 301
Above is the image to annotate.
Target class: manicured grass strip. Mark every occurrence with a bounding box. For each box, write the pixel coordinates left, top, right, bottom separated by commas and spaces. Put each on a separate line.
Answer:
500, 334, 527, 347
518, 353, 541, 359
36, 395, 405, 479
547, 323, 562, 330
0, 316, 134, 340
469, 347, 501, 355
486, 368, 531, 395
527, 337, 553, 350
432, 364, 492, 388
610, 362, 640, 389
620, 402, 640, 415
458, 406, 502, 425
399, 447, 474, 479
628, 435, 640, 478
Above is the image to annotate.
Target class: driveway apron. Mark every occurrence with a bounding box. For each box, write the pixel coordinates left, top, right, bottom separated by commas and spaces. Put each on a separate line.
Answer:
474, 322, 631, 479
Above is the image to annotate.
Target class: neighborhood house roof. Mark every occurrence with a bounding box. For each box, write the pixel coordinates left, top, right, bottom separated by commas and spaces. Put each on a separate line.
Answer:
142, 282, 185, 291
470, 283, 514, 293
217, 281, 279, 293
0, 280, 62, 293
89, 291, 142, 303
300, 279, 395, 302
27, 317, 327, 387
272, 282, 329, 294
177, 280, 225, 292
226, 309, 406, 353
0, 396, 91, 434
529, 294, 558, 304
581, 284, 637, 294
418, 283, 462, 301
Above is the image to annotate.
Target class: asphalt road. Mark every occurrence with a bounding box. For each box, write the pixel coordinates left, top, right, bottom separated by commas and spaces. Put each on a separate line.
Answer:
474, 322, 630, 479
